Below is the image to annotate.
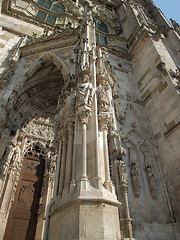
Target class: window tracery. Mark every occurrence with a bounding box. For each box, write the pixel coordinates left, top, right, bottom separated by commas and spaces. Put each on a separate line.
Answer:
36, 0, 65, 24
94, 17, 109, 45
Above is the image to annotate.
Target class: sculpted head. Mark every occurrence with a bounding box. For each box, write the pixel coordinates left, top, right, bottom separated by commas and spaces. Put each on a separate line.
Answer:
82, 74, 89, 83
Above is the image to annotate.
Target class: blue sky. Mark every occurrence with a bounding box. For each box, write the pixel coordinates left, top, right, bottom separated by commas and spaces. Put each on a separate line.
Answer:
153, 0, 180, 23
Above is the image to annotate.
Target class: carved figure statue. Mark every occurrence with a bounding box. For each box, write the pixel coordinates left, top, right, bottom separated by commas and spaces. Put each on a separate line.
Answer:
10, 144, 21, 171
145, 163, 157, 198
130, 161, 140, 197
77, 74, 93, 108
119, 160, 128, 185
97, 79, 111, 112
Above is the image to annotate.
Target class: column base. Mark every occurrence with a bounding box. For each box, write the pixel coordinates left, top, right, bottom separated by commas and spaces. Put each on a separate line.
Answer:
47, 197, 121, 240
77, 178, 89, 191
94, 177, 102, 190
104, 180, 115, 193
70, 180, 76, 193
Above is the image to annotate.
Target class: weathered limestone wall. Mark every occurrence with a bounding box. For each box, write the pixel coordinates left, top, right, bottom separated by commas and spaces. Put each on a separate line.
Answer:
131, 33, 180, 224
0, 13, 43, 76
105, 50, 178, 239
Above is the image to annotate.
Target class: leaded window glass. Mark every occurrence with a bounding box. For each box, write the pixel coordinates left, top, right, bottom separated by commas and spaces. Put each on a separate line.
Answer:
94, 17, 109, 34
37, 0, 65, 13
36, 0, 65, 24
46, 14, 57, 24
36, 10, 47, 20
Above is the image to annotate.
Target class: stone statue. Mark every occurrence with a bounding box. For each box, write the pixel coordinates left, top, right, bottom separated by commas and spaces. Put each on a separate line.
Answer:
119, 160, 128, 185
76, 73, 94, 124
130, 161, 140, 197
145, 163, 157, 198
77, 74, 94, 108
10, 143, 21, 171
97, 79, 111, 112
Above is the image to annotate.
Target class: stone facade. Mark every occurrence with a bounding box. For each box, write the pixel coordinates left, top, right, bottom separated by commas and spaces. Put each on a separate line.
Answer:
0, 0, 180, 239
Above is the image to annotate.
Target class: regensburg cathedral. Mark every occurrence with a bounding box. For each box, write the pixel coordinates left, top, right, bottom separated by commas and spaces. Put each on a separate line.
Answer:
0, 0, 179, 239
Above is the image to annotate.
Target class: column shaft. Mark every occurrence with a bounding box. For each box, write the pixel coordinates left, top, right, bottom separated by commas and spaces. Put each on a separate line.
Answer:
81, 123, 87, 179
64, 127, 74, 188
103, 129, 111, 182
58, 134, 67, 193
53, 141, 62, 197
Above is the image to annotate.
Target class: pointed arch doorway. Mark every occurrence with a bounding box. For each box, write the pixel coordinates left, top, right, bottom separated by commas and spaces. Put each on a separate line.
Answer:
3, 145, 45, 240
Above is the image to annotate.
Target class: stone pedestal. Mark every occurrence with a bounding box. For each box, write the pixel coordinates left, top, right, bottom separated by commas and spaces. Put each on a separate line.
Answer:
47, 188, 121, 240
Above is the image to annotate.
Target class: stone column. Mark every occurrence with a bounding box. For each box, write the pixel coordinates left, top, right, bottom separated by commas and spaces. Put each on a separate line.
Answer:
98, 112, 113, 192
70, 120, 77, 192
53, 141, 62, 197
76, 106, 91, 190
81, 122, 87, 180
64, 122, 74, 192
58, 132, 67, 194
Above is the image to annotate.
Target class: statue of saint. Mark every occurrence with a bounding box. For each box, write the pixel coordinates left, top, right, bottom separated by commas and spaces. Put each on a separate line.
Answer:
130, 161, 140, 197
97, 79, 111, 112
77, 74, 93, 108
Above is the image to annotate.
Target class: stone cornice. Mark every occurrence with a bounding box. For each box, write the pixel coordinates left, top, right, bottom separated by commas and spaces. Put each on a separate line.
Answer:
21, 36, 79, 57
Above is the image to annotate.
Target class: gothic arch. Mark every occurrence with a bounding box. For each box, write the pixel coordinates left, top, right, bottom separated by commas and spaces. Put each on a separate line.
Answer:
25, 52, 68, 80
127, 129, 143, 144
23, 141, 48, 162
4, 52, 66, 138
139, 143, 155, 164
124, 140, 141, 197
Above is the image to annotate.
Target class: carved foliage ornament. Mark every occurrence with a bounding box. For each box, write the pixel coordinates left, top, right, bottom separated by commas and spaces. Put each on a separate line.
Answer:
24, 120, 54, 140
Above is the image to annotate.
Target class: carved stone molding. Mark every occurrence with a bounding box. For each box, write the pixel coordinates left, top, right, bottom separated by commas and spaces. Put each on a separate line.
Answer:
170, 18, 180, 36
24, 120, 54, 141
98, 112, 112, 130
76, 105, 92, 124
169, 68, 180, 79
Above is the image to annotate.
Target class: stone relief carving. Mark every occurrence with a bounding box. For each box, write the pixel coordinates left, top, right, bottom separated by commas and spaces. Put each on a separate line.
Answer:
113, 92, 131, 124
25, 25, 79, 46
24, 120, 54, 141
18, 182, 34, 209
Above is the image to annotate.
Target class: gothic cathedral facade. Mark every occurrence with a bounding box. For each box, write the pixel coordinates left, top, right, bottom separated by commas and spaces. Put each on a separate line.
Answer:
0, 0, 179, 239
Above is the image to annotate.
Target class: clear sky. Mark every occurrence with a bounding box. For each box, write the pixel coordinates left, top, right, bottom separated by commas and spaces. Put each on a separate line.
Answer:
153, 0, 180, 24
